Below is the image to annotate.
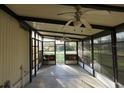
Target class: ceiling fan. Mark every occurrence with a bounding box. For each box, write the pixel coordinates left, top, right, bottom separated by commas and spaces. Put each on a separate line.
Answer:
57, 5, 111, 32
55, 36, 72, 42
60, 34, 73, 41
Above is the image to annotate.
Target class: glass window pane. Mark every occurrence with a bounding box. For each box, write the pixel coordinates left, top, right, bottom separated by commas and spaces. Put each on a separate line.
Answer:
36, 33, 39, 39
32, 39, 35, 46
56, 40, 64, 44
101, 35, 113, 80
32, 31, 35, 38
65, 42, 77, 64
43, 38, 55, 41
117, 31, 124, 85
36, 53, 38, 59
66, 42, 76, 54
36, 40, 38, 46
36, 47, 39, 53
101, 35, 111, 43
39, 42, 42, 51
33, 53, 35, 61
39, 36, 42, 41
43, 41, 55, 64
94, 35, 113, 80
83, 40, 92, 67
78, 42, 83, 62
78, 42, 82, 57
32, 47, 35, 54
43, 42, 55, 54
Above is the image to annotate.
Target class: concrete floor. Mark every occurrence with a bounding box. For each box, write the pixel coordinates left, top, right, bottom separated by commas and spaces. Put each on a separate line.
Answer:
25, 64, 108, 88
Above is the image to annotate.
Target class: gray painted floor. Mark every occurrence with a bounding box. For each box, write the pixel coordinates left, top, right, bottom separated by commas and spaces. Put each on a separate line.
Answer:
25, 64, 108, 88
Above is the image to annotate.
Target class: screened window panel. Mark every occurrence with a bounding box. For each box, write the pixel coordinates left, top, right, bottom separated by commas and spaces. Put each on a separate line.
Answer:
32, 47, 35, 54
39, 41, 42, 52
43, 41, 55, 64
78, 42, 83, 62
33, 53, 35, 61
32, 39, 35, 47
66, 42, 77, 54
33, 61, 35, 68
36, 47, 39, 53
39, 36, 42, 41
43, 38, 55, 41
94, 35, 113, 80
36, 40, 38, 46
36, 59, 39, 65
36, 54, 38, 59
65, 42, 77, 64
78, 42, 82, 57
83, 40, 92, 67
94, 38, 101, 73
32, 31, 35, 38
36, 33, 39, 39
117, 32, 124, 85
43, 42, 55, 54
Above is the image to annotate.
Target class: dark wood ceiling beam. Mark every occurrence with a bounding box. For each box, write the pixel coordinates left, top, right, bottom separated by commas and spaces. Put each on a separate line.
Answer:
62, 4, 124, 13
0, 4, 18, 20
18, 15, 113, 30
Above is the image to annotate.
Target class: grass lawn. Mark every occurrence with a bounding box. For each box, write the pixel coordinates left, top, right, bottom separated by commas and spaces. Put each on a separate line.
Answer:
56, 52, 64, 63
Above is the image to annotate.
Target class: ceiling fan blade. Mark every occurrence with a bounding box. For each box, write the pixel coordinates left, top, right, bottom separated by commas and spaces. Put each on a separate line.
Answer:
88, 10, 110, 15
80, 18, 92, 31
65, 19, 73, 26
62, 19, 73, 31
57, 12, 75, 15
81, 10, 110, 16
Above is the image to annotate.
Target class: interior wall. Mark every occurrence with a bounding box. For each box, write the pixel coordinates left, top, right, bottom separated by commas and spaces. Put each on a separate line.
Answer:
0, 10, 29, 87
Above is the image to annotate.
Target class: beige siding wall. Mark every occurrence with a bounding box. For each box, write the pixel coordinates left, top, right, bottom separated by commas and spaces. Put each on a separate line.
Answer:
0, 10, 29, 87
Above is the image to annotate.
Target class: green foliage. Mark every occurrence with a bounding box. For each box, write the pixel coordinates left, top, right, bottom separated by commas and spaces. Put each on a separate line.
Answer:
66, 42, 76, 51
